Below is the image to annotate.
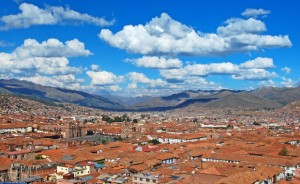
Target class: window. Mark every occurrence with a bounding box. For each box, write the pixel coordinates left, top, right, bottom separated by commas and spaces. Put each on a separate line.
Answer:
134, 177, 137, 180
146, 179, 150, 182
153, 179, 157, 183
140, 178, 143, 181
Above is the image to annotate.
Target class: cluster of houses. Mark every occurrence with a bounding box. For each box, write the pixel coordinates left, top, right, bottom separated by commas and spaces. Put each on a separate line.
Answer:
1, 94, 300, 183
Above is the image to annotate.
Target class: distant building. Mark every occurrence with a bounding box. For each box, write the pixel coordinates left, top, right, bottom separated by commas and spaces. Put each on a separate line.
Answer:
121, 122, 136, 139
121, 122, 145, 139
65, 122, 86, 139
132, 173, 159, 184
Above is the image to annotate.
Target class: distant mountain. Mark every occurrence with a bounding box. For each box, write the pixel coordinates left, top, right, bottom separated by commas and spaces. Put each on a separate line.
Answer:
0, 79, 124, 110
101, 94, 155, 106
127, 88, 299, 111
1, 79, 300, 111
252, 86, 300, 105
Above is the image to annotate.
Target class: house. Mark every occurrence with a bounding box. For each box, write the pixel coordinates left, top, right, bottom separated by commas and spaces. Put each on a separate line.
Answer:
0, 124, 33, 134
214, 165, 285, 184
0, 158, 12, 182
132, 173, 159, 184
157, 153, 178, 165
56, 162, 94, 180
5, 149, 34, 160
157, 133, 209, 144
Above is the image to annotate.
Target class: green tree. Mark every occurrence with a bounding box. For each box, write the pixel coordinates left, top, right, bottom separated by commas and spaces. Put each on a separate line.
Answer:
148, 139, 160, 145
226, 124, 234, 129
279, 147, 289, 156
113, 136, 123, 141
101, 139, 108, 145
97, 160, 105, 164
35, 154, 42, 160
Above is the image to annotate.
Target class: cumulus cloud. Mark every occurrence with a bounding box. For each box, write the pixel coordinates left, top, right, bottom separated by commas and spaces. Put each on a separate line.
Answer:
86, 71, 124, 86
217, 18, 266, 36
232, 68, 277, 80
127, 83, 137, 90
160, 62, 240, 81
99, 12, 291, 56
123, 72, 221, 96
281, 67, 291, 74
0, 3, 114, 30
127, 56, 182, 69
240, 57, 274, 69
160, 68, 187, 82
91, 64, 100, 71
128, 72, 167, 88
186, 62, 240, 76
280, 77, 294, 88
0, 38, 90, 77
159, 57, 277, 82
128, 72, 151, 84
19, 74, 83, 90
258, 79, 276, 87
0, 38, 92, 91
14, 38, 91, 58
242, 8, 271, 18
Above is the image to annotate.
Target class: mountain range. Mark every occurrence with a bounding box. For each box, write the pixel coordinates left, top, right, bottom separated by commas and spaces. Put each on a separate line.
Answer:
0, 79, 300, 111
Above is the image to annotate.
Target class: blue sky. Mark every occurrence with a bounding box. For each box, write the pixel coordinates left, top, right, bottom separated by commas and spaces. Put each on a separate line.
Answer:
0, 0, 299, 96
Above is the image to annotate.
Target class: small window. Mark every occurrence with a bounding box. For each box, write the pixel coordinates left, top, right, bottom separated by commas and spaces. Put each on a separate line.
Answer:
140, 178, 143, 181
134, 177, 137, 180
146, 179, 150, 182
153, 180, 157, 183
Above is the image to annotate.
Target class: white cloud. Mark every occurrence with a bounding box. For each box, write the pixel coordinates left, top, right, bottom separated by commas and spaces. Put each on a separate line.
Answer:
161, 76, 223, 95
217, 18, 266, 36
127, 83, 137, 89
87, 71, 124, 86
128, 72, 167, 88
0, 40, 14, 47
127, 56, 182, 69
0, 38, 90, 76
227, 34, 291, 51
100, 13, 291, 56
281, 67, 291, 74
128, 72, 151, 83
123, 74, 222, 97
108, 85, 121, 92
160, 62, 239, 82
232, 68, 277, 80
159, 68, 187, 82
159, 57, 278, 82
20, 74, 82, 90
25, 57, 81, 75
185, 62, 240, 76
0, 54, 80, 76
242, 8, 271, 18
280, 77, 294, 88
91, 64, 100, 71
14, 38, 91, 58
0, 3, 114, 30
156, 57, 279, 82
0, 38, 90, 91
258, 79, 276, 87
240, 57, 274, 69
